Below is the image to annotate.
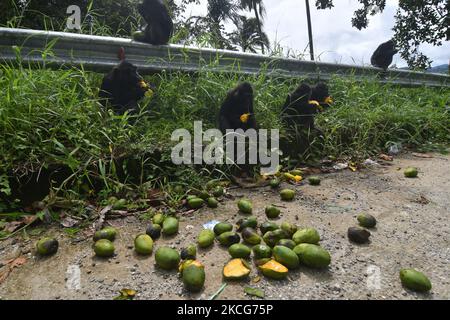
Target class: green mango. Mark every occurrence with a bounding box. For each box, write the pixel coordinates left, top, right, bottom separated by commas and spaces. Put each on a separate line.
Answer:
217, 231, 241, 247
292, 228, 320, 244
207, 197, 219, 208
404, 167, 418, 178
145, 223, 161, 239
152, 213, 165, 225
277, 239, 296, 249
273, 245, 300, 269
241, 228, 262, 245
197, 190, 211, 200
197, 229, 215, 248
265, 205, 281, 219
155, 247, 180, 270
181, 244, 197, 260
94, 239, 115, 257
269, 178, 280, 189
252, 244, 272, 259
162, 217, 179, 235
293, 243, 331, 268
260, 221, 279, 235
308, 176, 321, 186
281, 222, 298, 238
347, 227, 370, 244
280, 189, 295, 201
357, 213, 377, 228
400, 269, 432, 292
93, 227, 117, 242
212, 186, 224, 197
263, 229, 287, 247
187, 197, 205, 209
213, 222, 233, 236
236, 216, 258, 231
36, 237, 59, 256
237, 199, 253, 214
113, 198, 127, 210
228, 243, 251, 259
183, 264, 205, 292
134, 234, 153, 255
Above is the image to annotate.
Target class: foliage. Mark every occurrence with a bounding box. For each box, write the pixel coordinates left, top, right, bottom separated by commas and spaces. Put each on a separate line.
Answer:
315, 0, 449, 69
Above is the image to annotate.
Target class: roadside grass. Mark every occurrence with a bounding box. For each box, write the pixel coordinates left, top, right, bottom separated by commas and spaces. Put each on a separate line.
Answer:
0, 58, 449, 214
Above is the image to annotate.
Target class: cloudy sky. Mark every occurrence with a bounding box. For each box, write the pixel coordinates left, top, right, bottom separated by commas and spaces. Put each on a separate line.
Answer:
184, 0, 449, 67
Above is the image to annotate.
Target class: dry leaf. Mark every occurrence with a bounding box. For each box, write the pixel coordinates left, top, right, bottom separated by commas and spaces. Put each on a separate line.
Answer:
412, 153, 433, 159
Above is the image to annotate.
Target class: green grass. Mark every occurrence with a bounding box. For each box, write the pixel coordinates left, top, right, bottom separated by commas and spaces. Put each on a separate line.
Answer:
0, 57, 449, 212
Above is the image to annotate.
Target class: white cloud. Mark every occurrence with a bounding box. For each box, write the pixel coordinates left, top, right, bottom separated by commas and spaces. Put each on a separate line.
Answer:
183, 0, 449, 67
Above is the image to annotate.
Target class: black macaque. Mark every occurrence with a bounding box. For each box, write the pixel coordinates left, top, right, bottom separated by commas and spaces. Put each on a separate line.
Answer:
134, 0, 173, 45
310, 82, 333, 110
219, 82, 257, 133
99, 60, 151, 115
371, 40, 398, 70
281, 83, 324, 158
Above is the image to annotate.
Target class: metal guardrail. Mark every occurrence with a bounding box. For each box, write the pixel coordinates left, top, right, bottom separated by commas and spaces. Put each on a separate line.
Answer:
0, 27, 449, 88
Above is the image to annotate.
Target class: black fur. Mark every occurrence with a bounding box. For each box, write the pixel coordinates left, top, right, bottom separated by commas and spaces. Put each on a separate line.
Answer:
371, 40, 398, 70
281, 83, 319, 130
99, 60, 147, 115
310, 82, 331, 110
137, 0, 173, 45
219, 82, 257, 133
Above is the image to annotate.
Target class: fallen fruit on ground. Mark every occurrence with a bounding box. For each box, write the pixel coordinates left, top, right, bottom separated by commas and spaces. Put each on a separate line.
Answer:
308, 176, 321, 186
242, 227, 262, 245
400, 269, 432, 292
265, 205, 281, 219
181, 244, 197, 260
263, 229, 288, 247
182, 264, 206, 292
277, 239, 296, 249
260, 221, 279, 235
228, 243, 251, 258
348, 227, 371, 244
217, 231, 241, 247
93, 226, 117, 242
145, 223, 161, 239
36, 237, 59, 256
155, 247, 180, 270
212, 186, 224, 197
162, 217, 179, 235
292, 228, 320, 244
187, 197, 204, 209
280, 189, 295, 201
290, 169, 303, 176
244, 286, 265, 298
293, 243, 331, 268
281, 222, 298, 238
238, 199, 253, 214
269, 178, 280, 188
259, 260, 288, 280
197, 229, 215, 248
236, 216, 258, 231
179, 259, 204, 273
404, 167, 418, 178
223, 259, 251, 280
213, 222, 233, 236
252, 244, 272, 259
254, 258, 271, 266
207, 197, 219, 208
197, 190, 211, 200
273, 245, 300, 269
152, 213, 165, 225
94, 239, 115, 257
357, 213, 377, 228
134, 234, 153, 255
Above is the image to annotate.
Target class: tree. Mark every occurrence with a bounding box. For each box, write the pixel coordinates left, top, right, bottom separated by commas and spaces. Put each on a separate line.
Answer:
230, 15, 269, 53
239, 0, 266, 53
315, 0, 449, 69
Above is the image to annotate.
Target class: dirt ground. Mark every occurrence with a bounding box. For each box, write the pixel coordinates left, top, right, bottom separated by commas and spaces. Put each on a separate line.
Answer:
1, 153, 449, 300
